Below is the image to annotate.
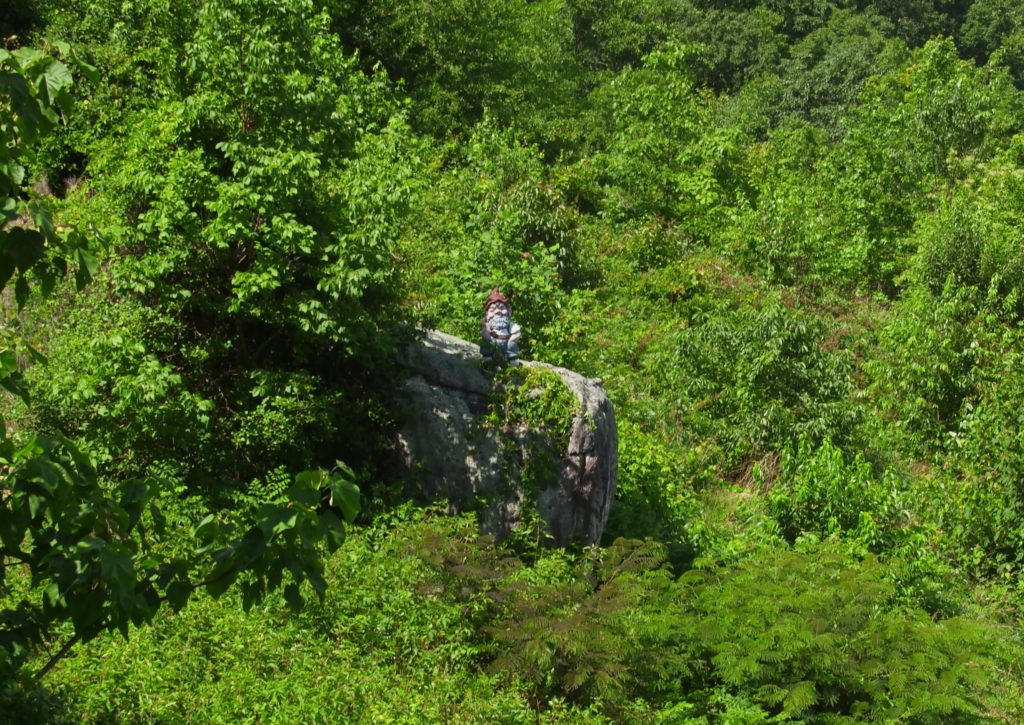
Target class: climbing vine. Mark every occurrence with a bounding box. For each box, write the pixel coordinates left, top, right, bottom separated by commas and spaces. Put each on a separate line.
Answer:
486, 365, 580, 450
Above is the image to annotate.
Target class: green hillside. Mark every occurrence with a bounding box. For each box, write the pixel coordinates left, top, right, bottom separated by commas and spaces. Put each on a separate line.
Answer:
4, 0, 1024, 720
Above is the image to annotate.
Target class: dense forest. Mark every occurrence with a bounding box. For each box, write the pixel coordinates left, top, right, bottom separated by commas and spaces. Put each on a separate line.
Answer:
5, 0, 1024, 721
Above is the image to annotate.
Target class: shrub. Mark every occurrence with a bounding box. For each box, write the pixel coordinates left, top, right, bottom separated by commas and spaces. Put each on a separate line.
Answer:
401, 119, 581, 347
661, 297, 860, 464
593, 44, 752, 245
916, 147, 1024, 319
604, 419, 701, 556
26, 0, 424, 493
865, 282, 979, 453
678, 542, 1005, 721
16, 516, 533, 723
767, 436, 899, 551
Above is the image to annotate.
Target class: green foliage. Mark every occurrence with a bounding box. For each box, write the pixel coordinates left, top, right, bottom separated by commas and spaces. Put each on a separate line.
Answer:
742, 35, 1022, 295
0, 36, 366, 686
337, 0, 581, 142
605, 419, 701, 550
822, 38, 1016, 291
403, 119, 581, 344
25, 288, 213, 478
486, 538, 684, 712
767, 436, 899, 549
5, 515, 1013, 722
862, 0, 965, 47
865, 282, 979, 451
488, 366, 579, 450
415, 518, 1007, 720
593, 44, 753, 244
662, 297, 860, 463
774, 9, 909, 135
564, 0, 683, 77
417, 522, 688, 714
916, 146, 1024, 316
961, 0, 1024, 79
0, 428, 359, 678
679, 542, 1004, 721
30, 0, 421, 492
8, 516, 537, 723
13, 0, 1024, 717
674, 4, 790, 92
0, 42, 94, 303
917, 329, 1024, 576
0, 40, 114, 676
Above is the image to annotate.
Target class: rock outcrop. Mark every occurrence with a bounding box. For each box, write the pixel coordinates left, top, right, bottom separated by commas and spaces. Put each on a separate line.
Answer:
391, 330, 617, 546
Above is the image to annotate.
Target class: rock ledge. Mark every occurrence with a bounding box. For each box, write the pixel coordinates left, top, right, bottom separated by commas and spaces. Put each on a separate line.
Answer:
392, 330, 617, 546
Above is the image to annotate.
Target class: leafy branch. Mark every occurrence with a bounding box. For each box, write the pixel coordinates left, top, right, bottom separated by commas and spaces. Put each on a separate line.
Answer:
0, 44, 362, 681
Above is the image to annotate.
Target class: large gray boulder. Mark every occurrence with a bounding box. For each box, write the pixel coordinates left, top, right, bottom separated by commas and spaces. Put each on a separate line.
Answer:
391, 330, 617, 546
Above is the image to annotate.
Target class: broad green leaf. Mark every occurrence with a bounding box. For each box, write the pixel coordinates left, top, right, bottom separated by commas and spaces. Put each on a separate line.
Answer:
1, 196, 16, 221
75, 247, 98, 290
237, 527, 267, 565
205, 561, 238, 599
0, 349, 16, 375
329, 477, 361, 523
42, 583, 63, 611
40, 60, 73, 105
27, 493, 46, 519
77, 58, 99, 85
319, 511, 345, 552
0, 370, 30, 405
39, 268, 57, 298
2, 71, 47, 140
193, 514, 219, 543
68, 589, 106, 642
11, 48, 46, 71
149, 502, 167, 534
100, 548, 135, 600
293, 469, 326, 490
28, 202, 56, 243
287, 472, 321, 506
14, 274, 30, 309
120, 481, 150, 505
4, 226, 45, 272
260, 508, 298, 539
165, 581, 191, 612
0, 252, 16, 290
240, 580, 263, 612
61, 434, 96, 479
307, 568, 327, 597
74, 536, 106, 554
283, 582, 303, 612
0, 160, 24, 187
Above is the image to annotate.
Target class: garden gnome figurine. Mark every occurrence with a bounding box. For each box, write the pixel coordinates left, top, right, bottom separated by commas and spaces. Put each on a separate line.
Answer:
481, 287, 522, 366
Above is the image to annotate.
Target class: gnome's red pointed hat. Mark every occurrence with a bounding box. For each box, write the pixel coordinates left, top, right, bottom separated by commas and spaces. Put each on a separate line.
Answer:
483, 287, 509, 312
